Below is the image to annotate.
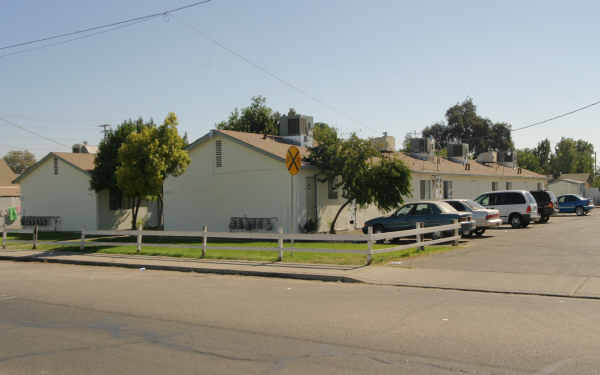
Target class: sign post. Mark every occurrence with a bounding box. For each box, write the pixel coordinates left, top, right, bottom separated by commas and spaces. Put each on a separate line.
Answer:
285, 146, 302, 239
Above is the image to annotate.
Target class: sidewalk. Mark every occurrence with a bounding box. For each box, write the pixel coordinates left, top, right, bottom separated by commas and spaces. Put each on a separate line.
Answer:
2, 249, 600, 299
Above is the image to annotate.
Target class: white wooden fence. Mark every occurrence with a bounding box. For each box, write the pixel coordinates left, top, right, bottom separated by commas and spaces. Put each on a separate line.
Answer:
2, 221, 461, 264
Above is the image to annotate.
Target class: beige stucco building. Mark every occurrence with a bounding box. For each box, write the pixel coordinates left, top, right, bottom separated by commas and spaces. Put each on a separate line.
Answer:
0, 159, 21, 229
165, 130, 547, 233
14, 152, 158, 231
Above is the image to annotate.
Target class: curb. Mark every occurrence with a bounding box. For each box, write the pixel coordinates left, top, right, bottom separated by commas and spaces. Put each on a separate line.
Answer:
0, 255, 362, 284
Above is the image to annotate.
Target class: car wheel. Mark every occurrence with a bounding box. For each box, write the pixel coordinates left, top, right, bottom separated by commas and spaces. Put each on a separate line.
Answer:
475, 228, 486, 237
510, 214, 522, 229
576, 206, 584, 216
373, 225, 385, 244
522, 219, 530, 228
431, 231, 442, 240
462, 230, 473, 238
540, 216, 549, 223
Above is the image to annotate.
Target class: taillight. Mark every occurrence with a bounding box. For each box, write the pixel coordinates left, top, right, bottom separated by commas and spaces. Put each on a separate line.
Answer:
527, 205, 532, 213
486, 213, 499, 220
546, 202, 553, 208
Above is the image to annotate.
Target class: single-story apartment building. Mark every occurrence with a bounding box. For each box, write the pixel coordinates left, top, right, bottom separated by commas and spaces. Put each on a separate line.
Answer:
14, 151, 159, 231
0, 159, 21, 229
164, 129, 547, 233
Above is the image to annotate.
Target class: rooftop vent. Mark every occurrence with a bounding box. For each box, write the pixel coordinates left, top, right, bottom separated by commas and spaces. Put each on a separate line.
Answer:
498, 150, 517, 168
409, 138, 435, 160
278, 114, 314, 147
447, 143, 469, 164
371, 132, 396, 153
476, 151, 498, 164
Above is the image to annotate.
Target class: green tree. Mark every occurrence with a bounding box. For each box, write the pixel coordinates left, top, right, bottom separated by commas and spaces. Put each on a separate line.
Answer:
3, 150, 36, 174
312, 122, 337, 144
549, 137, 595, 178
91, 118, 153, 198
533, 139, 551, 173
216, 95, 279, 136
517, 148, 542, 174
422, 123, 448, 148
305, 133, 411, 233
116, 113, 190, 229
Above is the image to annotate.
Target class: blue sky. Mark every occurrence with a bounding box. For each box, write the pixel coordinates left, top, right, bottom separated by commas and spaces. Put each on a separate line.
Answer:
1, 0, 599, 159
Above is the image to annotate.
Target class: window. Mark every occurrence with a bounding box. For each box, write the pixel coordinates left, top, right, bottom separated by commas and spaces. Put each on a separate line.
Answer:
497, 192, 525, 205
476, 194, 493, 206
419, 180, 432, 200
491, 181, 498, 191
558, 196, 566, 204
446, 201, 466, 211
413, 203, 433, 216
443, 181, 453, 199
53, 156, 58, 175
505, 182, 512, 190
395, 204, 414, 216
215, 140, 223, 168
328, 177, 338, 200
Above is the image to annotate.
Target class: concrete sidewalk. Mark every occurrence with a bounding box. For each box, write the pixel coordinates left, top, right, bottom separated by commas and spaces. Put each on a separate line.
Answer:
2, 249, 600, 299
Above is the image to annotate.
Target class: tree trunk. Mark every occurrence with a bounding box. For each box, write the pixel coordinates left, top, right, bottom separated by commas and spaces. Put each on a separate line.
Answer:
131, 197, 141, 230
329, 199, 352, 234
158, 190, 164, 229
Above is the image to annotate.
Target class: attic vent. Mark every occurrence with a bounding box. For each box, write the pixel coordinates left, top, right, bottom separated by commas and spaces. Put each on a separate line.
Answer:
215, 140, 223, 168
53, 156, 58, 175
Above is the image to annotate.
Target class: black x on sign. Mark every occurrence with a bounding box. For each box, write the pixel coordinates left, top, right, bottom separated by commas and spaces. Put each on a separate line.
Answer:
286, 146, 301, 176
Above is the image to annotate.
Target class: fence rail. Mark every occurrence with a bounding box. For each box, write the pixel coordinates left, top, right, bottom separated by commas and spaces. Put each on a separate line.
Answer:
2, 221, 461, 264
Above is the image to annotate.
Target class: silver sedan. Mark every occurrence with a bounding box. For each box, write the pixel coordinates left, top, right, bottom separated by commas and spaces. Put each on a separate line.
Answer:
443, 199, 502, 237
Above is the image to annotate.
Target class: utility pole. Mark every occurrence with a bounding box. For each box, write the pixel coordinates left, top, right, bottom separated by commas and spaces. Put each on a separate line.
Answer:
98, 124, 111, 138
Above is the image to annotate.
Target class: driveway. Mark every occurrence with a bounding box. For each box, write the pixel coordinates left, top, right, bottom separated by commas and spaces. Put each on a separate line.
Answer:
400, 212, 600, 277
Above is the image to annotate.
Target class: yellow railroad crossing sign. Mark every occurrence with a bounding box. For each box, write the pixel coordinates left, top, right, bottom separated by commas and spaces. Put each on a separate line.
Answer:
286, 145, 301, 176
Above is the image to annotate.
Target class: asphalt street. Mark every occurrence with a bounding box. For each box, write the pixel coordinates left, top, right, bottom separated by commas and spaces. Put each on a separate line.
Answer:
401, 212, 600, 276
1, 261, 599, 374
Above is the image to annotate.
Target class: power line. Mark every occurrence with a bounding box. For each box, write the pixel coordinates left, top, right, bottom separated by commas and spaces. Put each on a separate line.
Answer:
0, 117, 69, 147
179, 22, 381, 136
0, 0, 212, 51
512, 99, 600, 132
0, 17, 154, 59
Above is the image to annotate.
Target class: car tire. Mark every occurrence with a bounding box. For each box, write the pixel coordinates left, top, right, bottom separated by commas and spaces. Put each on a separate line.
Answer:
475, 228, 486, 237
431, 231, 442, 240
576, 206, 584, 216
522, 219, 530, 228
373, 225, 385, 244
539, 215, 549, 223
510, 214, 522, 229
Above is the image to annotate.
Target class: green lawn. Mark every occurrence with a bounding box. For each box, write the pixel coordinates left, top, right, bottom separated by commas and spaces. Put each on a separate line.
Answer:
4, 231, 458, 265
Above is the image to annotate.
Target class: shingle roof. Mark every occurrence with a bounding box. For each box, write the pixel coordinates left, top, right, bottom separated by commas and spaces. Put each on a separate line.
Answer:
390, 152, 545, 179
556, 173, 590, 184
0, 160, 20, 197
190, 130, 545, 179
215, 130, 311, 162
52, 152, 96, 172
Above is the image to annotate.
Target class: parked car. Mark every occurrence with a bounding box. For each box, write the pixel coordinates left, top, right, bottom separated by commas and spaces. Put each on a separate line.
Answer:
362, 201, 475, 239
443, 199, 501, 237
557, 194, 594, 216
474, 190, 539, 228
530, 190, 559, 223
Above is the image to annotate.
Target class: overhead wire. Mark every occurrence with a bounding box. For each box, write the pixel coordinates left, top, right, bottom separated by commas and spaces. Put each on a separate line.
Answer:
512, 99, 600, 132
0, 117, 69, 147
0, 0, 212, 51
179, 22, 381, 137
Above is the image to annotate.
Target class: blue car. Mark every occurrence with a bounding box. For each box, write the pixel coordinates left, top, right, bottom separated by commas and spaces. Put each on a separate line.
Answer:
557, 194, 594, 216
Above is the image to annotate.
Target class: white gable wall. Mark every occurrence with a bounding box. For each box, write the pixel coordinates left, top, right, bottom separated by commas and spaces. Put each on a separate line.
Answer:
20, 157, 97, 231
165, 134, 309, 233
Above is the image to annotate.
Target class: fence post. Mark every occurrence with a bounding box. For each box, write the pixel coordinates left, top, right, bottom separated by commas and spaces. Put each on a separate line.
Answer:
136, 222, 143, 253
202, 225, 207, 257
366, 226, 373, 264
452, 219, 459, 246
277, 226, 284, 262
32, 224, 38, 250
2, 223, 6, 250
80, 227, 86, 251
417, 222, 425, 251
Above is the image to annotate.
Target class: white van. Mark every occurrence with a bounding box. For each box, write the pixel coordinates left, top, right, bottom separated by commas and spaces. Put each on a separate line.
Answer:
474, 190, 539, 228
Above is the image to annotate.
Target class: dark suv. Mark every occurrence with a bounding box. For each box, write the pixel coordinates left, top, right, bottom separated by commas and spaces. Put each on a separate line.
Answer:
530, 190, 559, 223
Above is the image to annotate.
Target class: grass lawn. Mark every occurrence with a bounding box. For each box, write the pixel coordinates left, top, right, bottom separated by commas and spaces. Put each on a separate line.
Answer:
4, 231, 458, 265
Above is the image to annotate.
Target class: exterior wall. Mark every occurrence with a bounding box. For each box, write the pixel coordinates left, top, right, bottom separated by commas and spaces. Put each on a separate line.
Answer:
95, 190, 159, 230
165, 134, 303, 233
20, 158, 97, 231
0, 196, 22, 229
548, 180, 583, 197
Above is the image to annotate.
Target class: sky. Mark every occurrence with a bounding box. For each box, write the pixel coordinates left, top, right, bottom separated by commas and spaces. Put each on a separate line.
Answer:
1, 0, 599, 159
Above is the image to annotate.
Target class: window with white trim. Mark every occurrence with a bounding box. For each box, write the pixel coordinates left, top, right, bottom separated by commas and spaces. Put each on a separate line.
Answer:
505, 182, 512, 190
443, 181, 453, 199
420, 180, 432, 200
492, 181, 499, 191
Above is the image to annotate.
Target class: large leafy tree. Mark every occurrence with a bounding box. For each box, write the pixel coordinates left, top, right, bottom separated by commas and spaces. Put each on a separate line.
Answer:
305, 133, 411, 234
312, 122, 337, 144
116, 113, 190, 229
516, 148, 542, 174
549, 138, 595, 178
216, 95, 280, 136
91, 118, 153, 196
422, 98, 514, 155
3, 150, 36, 174
533, 139, 551, 173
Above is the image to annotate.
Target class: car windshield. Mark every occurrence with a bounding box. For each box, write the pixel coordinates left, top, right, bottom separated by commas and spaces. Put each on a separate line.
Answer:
436, 201, 457, 213
464, 200, 485, 210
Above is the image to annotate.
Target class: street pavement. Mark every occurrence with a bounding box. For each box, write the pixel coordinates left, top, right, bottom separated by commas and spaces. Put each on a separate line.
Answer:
1, 262, 600, 374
